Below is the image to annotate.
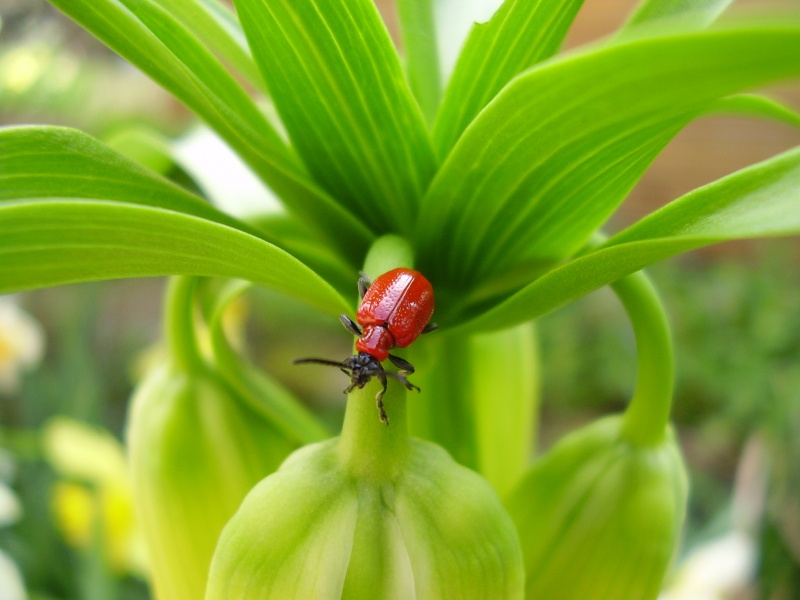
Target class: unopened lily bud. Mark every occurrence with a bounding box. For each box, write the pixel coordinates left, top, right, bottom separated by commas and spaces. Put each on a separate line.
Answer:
206, 436, 524, 599
506, 415, 688, 600
127, 363, 296, 600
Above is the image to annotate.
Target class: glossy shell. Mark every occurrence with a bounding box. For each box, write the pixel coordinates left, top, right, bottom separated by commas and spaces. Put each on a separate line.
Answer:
355, 268, 434, 360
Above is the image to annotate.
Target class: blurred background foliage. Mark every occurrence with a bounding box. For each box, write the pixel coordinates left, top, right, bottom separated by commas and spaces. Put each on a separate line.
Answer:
1, 0, 799, 598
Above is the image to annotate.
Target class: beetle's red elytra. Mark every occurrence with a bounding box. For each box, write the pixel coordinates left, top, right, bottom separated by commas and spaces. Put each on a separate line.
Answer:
294, 268, 437, 425
356, 268, 435, 360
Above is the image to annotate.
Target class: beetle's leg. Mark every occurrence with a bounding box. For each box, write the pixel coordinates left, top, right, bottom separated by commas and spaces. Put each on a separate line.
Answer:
385, 358, 421, 394
394, 372, 420, 393
358, 272, 372, 298
388, 354, 415, 374
375, 372, 389, 425
422, 323, 439, 334
340, 314, 362, 337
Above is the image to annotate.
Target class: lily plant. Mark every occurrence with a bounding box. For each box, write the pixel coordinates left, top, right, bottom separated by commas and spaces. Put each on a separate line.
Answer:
2, 0, 800, 597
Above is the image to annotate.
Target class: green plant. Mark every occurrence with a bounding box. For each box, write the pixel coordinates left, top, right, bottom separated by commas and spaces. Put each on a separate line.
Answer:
2, 0, 800, 598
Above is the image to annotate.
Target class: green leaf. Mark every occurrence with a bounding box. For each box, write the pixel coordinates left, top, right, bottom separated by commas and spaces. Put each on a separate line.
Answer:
156, 0, 263, 89
0, 126, 256, 234
456, 145, 800, 334
433, 0, 586, 158
709, 94, 800, 128
621, 0, 734, 33
416, 25, 800, 295
252, 214, 356, 296
49, 0, 285, 165
48, 0, 374, 262
397, 0, 441, 125
0, 200, 350, 316
234, 0, 436, 231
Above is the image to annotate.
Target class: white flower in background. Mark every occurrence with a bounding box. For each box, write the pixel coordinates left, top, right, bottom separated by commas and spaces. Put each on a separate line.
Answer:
660, 531, 756, 600
660, 437, 767, 600
0, 297, 44, 394
0, 450, 27, 600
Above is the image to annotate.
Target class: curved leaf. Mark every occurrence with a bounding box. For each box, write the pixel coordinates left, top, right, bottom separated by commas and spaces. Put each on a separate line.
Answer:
709, 94, 800, 128
49, 0, 286, 168
454, 145, 800, 334
0, 125, 260, 234
433, 0, 586, 158
621, 0, 734, 33
0, 200, 350, 316
252, 214, 356, 296
417, 26, 800, 292
234, 0, 436, 231
49, 0, 374, 262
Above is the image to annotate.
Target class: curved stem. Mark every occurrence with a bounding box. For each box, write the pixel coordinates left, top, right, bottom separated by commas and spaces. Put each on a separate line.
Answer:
209, 280, 331, 444
164, 276, 203, 373
612, 270, 674, 446
338, 235, 415, 479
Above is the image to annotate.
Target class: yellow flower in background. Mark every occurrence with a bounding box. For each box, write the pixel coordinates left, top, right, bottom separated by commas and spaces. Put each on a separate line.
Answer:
0, 297, 44, 394
43, 417, 148, 578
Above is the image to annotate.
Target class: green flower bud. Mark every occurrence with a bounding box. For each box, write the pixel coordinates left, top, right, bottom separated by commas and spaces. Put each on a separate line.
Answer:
128, 363, 296, 600
506, 415, 688, 600
206, 415, 524, 598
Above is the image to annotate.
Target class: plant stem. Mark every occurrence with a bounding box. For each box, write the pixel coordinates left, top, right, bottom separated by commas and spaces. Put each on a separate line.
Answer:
338, 380, 410, 480
164, 276, 203, 373
612, 270, 674, 446
338, 235, 415, 479
208, 280, 331, 444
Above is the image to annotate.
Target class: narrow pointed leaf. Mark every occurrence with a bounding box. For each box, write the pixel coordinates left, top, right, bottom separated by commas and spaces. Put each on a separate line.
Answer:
455, 145, 800, 334
433, 0, 586, 157
121, 0, 257, 113
709, 94, 800, 128
417, 26, 800, 293
622, 0, 734, 33
157, 0, 263, 88
397, 0, 441, 124
48, 0, 374, 262
0, 126, 258, 234
234, 0, 436, 231
0, 200, 350, 316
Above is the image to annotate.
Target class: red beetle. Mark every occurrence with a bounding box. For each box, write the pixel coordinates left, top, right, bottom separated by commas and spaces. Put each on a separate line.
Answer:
294, 268, 437, 424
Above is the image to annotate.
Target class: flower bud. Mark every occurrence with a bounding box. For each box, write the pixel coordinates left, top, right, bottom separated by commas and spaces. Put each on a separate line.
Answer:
127, 362, 296, 600
506, 415, 688, 600
206, 437, 524, 599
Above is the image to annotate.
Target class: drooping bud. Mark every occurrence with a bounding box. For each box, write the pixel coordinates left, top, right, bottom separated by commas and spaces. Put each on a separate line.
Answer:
126, 277, 302, 600
128, 363, 296, 600
506, 415, 688, 599
503, 268, 689, 599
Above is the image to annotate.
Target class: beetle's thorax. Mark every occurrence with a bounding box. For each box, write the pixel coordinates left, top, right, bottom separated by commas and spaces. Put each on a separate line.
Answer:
355, 324, 394, 362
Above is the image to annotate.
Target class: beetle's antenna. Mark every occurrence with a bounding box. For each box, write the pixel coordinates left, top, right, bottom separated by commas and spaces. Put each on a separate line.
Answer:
293, 357, 349, 369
